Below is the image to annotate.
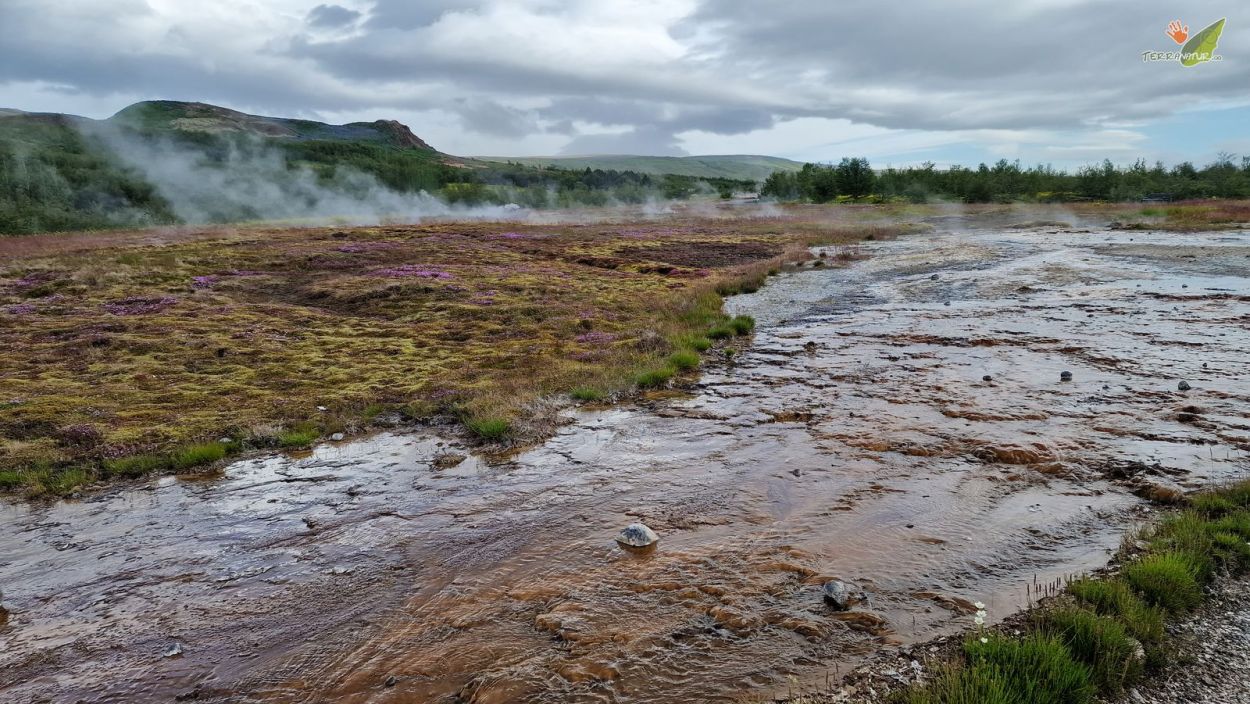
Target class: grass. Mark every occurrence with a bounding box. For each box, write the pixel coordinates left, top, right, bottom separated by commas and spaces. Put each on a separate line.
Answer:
464, 417, 511, 441
569, 386, 605, 402
636, 366, 676, 389
668, 350, 700, 371
0, 208, 922, 495
729, 315, 756, 335
896, 479, 1250, 703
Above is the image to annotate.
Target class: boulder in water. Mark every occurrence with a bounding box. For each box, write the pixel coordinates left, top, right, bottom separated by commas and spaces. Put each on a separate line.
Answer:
1060, 371, 1073, 382
616, 523, 658, 548
1178, 381, 1192, 391
822, 580, 865, 610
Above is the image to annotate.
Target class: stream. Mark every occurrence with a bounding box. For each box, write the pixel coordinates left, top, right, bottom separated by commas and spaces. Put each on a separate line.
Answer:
2, 224, 1249, 703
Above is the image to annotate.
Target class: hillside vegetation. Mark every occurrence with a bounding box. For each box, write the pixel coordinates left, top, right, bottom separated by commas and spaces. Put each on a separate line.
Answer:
0, 101, 756, 235
477, 154, 804, 181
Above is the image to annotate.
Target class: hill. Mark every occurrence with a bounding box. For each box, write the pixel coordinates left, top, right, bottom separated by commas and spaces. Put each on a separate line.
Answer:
476, 154, 804, 181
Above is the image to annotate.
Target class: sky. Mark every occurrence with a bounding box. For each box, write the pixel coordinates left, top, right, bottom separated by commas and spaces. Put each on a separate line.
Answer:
0, 0, 1245, 169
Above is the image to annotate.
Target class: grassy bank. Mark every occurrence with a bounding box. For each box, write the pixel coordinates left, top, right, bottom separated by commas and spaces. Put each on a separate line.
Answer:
0, 210, 916, 496
897, 480, 1250, 704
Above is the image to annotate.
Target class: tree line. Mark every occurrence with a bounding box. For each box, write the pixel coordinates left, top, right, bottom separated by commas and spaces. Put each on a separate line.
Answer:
761, 155, 1250, 203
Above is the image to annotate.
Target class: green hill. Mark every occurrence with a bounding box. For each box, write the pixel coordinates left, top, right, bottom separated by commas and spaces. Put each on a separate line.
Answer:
476, 154, 804, 181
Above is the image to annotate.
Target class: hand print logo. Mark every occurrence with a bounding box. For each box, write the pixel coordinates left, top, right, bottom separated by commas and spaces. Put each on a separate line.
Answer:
1165, 20, 1188, 45
1143, 18, 1226, 67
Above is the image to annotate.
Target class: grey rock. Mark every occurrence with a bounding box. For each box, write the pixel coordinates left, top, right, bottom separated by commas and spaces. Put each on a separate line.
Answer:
982, 375, 993, 382
1060, 371, 1073, 382
163, 642, 184, 658
1178, 381, 1192, 391
616, 522, 658, 547
330, 432, 345, 442
823, 579, 865, 610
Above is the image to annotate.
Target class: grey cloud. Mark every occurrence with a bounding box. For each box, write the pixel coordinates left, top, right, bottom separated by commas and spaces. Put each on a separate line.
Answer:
307, 4, 362, 28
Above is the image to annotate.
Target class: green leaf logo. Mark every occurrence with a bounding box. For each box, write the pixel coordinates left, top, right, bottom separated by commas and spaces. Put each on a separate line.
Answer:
1180, 18, 1225, 67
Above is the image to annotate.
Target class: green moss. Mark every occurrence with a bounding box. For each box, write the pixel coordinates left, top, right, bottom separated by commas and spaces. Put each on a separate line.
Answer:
668, 351, 700, 371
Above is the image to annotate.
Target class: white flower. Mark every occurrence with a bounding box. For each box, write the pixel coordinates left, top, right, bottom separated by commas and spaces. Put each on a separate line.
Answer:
974, 616, 985, 626
980, 636, 988, 644
974, 601, 985, 610
976, 610, 987, 619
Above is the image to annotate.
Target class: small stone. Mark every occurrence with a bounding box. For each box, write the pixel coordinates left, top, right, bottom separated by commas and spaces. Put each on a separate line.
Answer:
929, 274, 940, 281
163, 642, 184, 658
1060, 371, 1073, 382
1177, 381, 1191, 391
330, 432, 345, 442
616, 523, 658, 548
316, 405, 328, 412
384, 675, 397, 688
982, 375, 992, 382
218, 437, 232, 444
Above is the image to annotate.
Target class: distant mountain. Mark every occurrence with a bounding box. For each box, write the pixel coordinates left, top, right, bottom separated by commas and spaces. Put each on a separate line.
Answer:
476, 154, 805, 181
109, 101, 439, 152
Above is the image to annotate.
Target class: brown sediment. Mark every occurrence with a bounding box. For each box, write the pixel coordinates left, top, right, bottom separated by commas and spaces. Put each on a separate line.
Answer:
1, 221, 1249, 703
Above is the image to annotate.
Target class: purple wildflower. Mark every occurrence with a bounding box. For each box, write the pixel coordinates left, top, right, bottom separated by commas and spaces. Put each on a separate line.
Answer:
575, 332, 617, 345
102, 296, 178, 316
192, 275, 220, 289
373, 265, 453, 279
4, 303, 36, 315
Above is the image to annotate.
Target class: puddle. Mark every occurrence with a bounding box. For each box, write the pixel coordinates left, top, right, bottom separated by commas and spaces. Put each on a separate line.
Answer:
2, 226, 1249, 703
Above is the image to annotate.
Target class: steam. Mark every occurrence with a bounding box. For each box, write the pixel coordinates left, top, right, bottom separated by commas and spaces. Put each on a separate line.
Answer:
80, 123, 524, 226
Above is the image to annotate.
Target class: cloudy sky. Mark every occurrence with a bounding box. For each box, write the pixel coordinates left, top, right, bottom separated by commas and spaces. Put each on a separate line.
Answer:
0, 0, 1245, 168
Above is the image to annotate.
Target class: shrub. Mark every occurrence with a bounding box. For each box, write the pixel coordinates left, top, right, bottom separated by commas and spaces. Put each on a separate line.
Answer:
103, 453, 166, 478
1037, 607, 1143, 693
277, 426, 320, 449
465, 417, 511, 441
679, 335, 712, 352
668, 351, 700, 371
1122, 551, 1204, 613
570, 386, 605, 402
1189, 492, 1236, 517
898, 662, 1013, 704
169, 442, 227, 470
1067, 578, 1165, 649
729, 315, 756, 335
636, 366, 675, 388
964, 633, 1094, 704
707, 325, 735, 340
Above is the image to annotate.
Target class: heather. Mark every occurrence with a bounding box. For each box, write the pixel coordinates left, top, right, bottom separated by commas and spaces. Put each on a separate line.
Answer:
0, 210, 897, 495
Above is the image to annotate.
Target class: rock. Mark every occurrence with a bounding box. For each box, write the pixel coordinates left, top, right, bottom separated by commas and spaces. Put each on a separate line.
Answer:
982, 375, 993, 382
616, 523, 658, 548
1060, 371, 1073, 382
330, 432, 345, 442
163, 642, 184, 658
823, 580, 866, 610
929, 274, 940, 281
1178, 381, 1192, 391
384, 675, 398, 687
218, 437, 232, 444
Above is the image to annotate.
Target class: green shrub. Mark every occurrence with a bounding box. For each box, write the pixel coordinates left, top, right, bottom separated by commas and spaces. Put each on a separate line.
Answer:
277, 427, 320, 449
707, 325, 735, 340
636, 366, 675, 388
668, 351, 700, 371
1149, 513, 1217, 582
1067, 578, 1165, 649
679, 335, 712, 352
1122, 551, 1204, 613
465, 417, 511, 441
0, 470, 23, 489
964, 633, 1094, 704
44, 468, 93, 495
103, 453, 166, 478
729, 315, 755, 335
898, 662, 1013, 704
570, 386, 605, 402
169, 442, 227, 470
1037, 607, 1143, 694
1211, 510, 1250, 540
1189, 492, 1236, 517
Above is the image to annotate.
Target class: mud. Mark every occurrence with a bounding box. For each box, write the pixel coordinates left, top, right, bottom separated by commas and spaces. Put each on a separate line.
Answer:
3, 225, 1249, 703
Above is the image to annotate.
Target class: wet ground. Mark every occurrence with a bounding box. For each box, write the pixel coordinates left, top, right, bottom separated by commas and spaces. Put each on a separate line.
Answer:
2, 224, 1249, 703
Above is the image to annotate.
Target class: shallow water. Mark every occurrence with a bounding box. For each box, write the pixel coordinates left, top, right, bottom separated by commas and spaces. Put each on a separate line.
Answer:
2, 226, 1249, 703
